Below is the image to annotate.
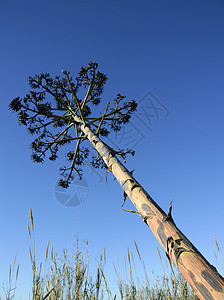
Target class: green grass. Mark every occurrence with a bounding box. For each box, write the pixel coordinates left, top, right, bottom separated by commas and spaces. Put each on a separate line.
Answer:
1, 210, 210, 299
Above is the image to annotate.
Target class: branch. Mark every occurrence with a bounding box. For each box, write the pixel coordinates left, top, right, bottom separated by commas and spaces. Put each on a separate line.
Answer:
64, 72, 86, 126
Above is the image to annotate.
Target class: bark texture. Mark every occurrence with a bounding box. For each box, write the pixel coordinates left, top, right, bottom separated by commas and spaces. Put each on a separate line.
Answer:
76, 117, 224, 300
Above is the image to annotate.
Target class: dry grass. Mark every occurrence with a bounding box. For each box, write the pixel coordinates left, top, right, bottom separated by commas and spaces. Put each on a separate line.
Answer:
3, 210, 223, 299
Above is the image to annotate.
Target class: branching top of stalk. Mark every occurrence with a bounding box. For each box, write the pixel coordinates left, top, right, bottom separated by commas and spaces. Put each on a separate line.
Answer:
9, 62, 137, 188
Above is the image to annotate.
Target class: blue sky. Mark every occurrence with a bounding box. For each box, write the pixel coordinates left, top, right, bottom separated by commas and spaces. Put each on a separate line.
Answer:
1, 0, 224, 297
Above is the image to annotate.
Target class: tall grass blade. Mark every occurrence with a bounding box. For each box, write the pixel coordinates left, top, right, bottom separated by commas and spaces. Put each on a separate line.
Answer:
30, 208, 34, 232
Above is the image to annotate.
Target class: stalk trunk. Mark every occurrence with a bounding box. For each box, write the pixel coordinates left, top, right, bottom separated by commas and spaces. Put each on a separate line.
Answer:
76, 116, 224, 300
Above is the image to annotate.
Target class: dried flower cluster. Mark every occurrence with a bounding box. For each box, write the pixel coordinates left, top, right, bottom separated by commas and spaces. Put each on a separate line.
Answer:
10, 62, 137, 187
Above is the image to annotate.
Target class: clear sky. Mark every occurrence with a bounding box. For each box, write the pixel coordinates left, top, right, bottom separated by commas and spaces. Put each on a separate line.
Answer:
1, 0, 224, 297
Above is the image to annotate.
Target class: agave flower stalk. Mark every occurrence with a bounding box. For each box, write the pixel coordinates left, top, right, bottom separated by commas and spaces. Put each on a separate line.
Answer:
10, 62, 224, 299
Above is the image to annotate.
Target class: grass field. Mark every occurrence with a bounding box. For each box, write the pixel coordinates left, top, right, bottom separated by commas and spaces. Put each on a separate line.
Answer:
3, 210, 223, 299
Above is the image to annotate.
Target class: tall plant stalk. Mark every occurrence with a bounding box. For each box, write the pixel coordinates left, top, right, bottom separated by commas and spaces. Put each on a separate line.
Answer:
75, 114, 224, 300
